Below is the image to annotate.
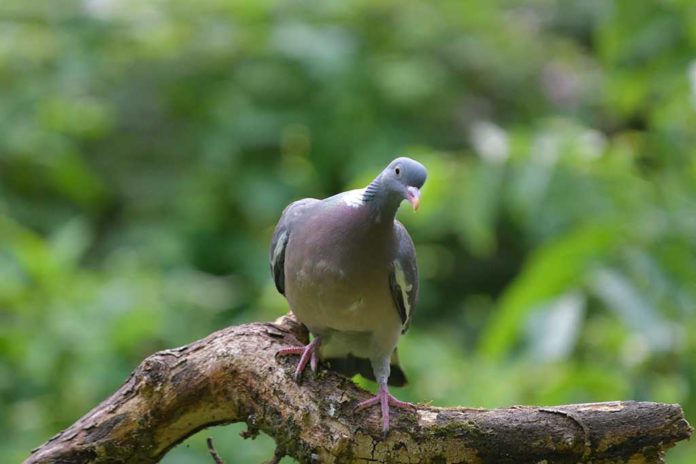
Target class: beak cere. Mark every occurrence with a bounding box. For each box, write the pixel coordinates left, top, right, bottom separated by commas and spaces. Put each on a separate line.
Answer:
407, 186, 420, 211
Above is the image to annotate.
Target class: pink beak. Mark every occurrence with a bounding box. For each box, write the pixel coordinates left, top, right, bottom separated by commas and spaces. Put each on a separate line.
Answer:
407, 186, 420, 211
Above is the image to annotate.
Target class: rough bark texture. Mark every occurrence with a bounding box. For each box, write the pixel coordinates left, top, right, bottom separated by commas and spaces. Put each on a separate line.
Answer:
26, 314, 692, 464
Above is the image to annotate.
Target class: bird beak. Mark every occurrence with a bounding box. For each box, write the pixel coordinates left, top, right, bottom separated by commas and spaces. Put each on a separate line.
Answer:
407, 187, 420, 211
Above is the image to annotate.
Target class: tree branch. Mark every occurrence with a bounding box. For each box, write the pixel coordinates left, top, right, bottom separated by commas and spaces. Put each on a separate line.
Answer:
26, 314, 693, 463
206, 438, 225, 464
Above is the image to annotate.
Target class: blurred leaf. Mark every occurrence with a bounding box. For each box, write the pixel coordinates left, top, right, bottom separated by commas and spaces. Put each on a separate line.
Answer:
48, 218, 91, 269
479, 223, 620, 359
524, 291, 586, 362
589, 268, 676, 352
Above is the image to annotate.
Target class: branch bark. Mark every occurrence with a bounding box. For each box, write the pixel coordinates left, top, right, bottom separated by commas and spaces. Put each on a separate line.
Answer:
26, 315, 692, 464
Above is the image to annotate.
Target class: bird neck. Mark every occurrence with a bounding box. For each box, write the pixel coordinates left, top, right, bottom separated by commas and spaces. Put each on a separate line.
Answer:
362, 176, 402, 220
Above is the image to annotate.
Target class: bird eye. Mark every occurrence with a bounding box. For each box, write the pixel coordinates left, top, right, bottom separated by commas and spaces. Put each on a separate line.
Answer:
395, 167, 401, 176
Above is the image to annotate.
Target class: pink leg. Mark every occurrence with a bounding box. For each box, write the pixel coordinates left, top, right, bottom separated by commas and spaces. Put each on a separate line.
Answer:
276, 337, 321, 381
355, 382, 415, 433
310, 348, 318, 372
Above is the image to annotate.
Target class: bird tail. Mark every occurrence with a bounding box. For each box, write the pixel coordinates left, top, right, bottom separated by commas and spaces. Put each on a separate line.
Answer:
324, 350, 408, 387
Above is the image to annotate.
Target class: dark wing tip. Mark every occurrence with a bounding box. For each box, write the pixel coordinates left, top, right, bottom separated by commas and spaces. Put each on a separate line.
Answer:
388, 363, 408, 387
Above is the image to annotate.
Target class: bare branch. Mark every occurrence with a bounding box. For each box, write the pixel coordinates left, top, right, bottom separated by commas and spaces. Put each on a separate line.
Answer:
206, 437, 224, 464
25, 314, 693, 463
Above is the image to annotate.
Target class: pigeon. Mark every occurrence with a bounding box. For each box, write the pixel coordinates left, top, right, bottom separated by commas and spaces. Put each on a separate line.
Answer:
270, 157, 426, 432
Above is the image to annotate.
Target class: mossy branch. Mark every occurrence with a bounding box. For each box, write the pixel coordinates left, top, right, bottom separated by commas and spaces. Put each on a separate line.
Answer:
26, 314, 692, 463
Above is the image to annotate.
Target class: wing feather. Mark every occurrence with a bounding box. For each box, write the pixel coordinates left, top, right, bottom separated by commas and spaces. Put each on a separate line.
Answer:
389, 220, 419, 334
269, 198, 319, 295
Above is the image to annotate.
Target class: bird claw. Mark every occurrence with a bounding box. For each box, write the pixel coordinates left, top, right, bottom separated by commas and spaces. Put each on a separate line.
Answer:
355, 383, 414, 433
276, 337, 321, 382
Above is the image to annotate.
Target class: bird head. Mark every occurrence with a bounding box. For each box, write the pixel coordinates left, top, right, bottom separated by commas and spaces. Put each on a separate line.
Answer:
380, 157, 427, 211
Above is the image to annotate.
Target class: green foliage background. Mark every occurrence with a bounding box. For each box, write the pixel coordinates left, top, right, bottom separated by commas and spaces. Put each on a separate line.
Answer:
1, 0, 695, 462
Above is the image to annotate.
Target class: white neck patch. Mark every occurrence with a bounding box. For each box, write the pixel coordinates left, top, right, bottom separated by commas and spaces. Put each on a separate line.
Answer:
342, 189, 365, 208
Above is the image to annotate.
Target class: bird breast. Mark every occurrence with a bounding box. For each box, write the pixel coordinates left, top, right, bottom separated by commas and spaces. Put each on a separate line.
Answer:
284, 209, 401, 336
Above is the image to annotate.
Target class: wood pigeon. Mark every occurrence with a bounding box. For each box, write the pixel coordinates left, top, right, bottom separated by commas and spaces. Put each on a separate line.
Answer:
270, 157, 426, 432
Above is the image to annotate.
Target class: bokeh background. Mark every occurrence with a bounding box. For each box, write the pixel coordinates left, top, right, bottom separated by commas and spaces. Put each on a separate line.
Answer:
2, 0, 695, 462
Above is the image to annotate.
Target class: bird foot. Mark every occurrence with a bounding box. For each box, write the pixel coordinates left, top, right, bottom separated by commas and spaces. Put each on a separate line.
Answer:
276, 337, 320, 382
355, 383, 415, 433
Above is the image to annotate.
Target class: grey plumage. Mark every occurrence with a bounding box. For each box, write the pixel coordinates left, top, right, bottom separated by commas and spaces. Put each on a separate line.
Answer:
270, 198, 319, 296
270, 157, 426, 431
